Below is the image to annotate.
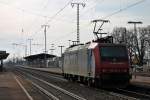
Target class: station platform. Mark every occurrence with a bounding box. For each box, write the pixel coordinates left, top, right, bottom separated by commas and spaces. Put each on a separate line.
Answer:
34, 67, 62, 74
0, 72, 29, 100
20, 65, 62, 74
130, 74, 150, 87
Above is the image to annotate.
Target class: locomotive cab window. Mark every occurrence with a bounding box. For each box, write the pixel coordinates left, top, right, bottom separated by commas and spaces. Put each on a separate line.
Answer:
100, 46, 128, 62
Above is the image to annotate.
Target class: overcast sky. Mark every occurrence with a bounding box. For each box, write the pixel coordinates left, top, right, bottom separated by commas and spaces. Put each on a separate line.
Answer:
0, 0, 149, 59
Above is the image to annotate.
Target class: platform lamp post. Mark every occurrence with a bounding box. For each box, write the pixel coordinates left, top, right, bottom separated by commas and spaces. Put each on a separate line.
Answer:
128, 21, 142, 36
128, 21, 142, 64
128, 21, 142, 78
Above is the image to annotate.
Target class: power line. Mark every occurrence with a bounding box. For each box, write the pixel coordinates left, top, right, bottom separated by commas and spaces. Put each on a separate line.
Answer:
0, 1, 49, 18
49, 0, 104, 26
26, 0, 52, 34
0, 0, 73, 40
80, 0, 105, 16
49, 0, 146, 44
7, 0, 147, 57
29, 0, 73, 39
27, 0, 94, 39
46, 0, 73, 24
102, 0, 146, 19
43, 1, 105, 43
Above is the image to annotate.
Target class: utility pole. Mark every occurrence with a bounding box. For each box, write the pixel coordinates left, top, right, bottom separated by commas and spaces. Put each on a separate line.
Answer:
42, 25, 49, 67
58, 46, 65, 57
12, 43, 18, 63
58, 45, 64, 74
71, 2, 85, 44
41, 25, 49, 54
28, 38, 33, 55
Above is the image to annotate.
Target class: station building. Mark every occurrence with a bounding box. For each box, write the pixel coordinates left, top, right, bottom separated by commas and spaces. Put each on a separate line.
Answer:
24, 53, 57, 68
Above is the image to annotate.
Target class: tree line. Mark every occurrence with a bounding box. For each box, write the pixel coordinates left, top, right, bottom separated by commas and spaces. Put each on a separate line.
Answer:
112, 25, 150, 66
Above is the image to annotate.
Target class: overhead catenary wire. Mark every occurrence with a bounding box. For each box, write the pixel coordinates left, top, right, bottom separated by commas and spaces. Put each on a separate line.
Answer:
45, 0, 73, 24
0, 1, 49, 18
47, 0, 105, 43
28, 0, 73, 38
51, 0, 105, 24
102, 0, 146, 19
26, 0, 52, 34
2, 0, 147, 56
80, 0, 105, 17
49, 0, 146, 43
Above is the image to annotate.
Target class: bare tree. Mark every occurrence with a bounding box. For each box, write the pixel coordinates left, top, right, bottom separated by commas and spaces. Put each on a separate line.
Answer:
112, 26, 150, 66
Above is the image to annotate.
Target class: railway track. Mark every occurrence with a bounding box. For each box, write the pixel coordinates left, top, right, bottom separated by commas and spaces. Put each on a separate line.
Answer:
105, 85, 150, 100
13, 70, 59, 100
13, 68, 87, 100
116, 88, 150, 99
12, 66, 150, 100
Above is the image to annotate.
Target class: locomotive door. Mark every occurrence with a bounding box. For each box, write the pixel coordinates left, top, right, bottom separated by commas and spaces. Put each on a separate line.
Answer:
87, 49, 92, 77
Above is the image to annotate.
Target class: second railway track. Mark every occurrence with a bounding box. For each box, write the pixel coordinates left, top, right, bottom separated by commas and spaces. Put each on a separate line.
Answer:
13, 67, 87, 100
105, 84, 150, 100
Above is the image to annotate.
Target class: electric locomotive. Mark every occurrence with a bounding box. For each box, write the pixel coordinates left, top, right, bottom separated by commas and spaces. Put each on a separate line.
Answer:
63, 19, 131, 88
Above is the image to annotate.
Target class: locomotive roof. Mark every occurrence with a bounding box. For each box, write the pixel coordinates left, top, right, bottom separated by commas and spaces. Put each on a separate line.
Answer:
64, 42, 126, 53
64, 42, 98, 53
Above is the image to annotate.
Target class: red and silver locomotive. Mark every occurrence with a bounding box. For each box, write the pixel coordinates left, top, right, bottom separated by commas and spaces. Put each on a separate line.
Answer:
63, 20, 131, 88
63, 36, 131, 88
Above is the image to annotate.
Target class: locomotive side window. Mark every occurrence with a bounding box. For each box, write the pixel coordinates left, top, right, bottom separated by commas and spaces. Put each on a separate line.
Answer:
100, 46, 128, 62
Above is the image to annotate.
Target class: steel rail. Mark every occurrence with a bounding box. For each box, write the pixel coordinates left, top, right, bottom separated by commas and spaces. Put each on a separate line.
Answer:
15, 68, 87, 100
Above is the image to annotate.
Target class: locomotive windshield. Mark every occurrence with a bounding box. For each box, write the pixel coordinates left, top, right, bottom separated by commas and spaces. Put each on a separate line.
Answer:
100, 46, 128, 62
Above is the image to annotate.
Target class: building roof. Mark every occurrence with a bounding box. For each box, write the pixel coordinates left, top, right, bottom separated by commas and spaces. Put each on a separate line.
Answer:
0, 51, 9, 60
24, 53, 56, 61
